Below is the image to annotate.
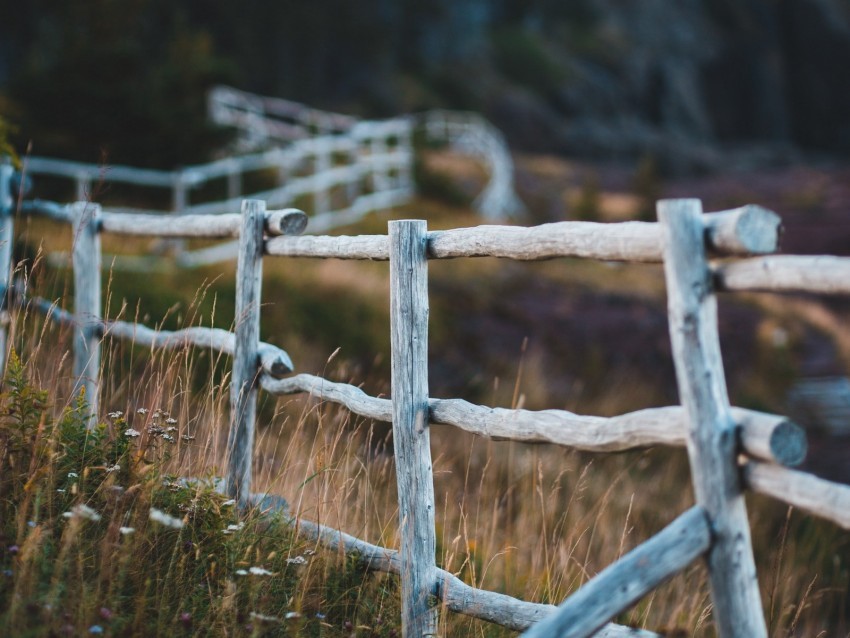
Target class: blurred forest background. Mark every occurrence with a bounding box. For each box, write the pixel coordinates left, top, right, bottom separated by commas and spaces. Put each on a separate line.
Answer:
2, 0, 850, 170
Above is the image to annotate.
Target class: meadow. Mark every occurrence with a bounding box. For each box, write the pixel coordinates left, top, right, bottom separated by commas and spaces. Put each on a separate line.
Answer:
1, 158, 849, 637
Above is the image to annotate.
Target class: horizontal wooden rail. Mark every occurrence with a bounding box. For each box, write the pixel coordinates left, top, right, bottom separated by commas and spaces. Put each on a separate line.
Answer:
743, 461, 850, 529
265, 206, 781, 262
258, 373, 806, 466
278, 512, 658, 636
520, 506, 711, 638
7, 285, 293, 377
715, 255, 850, 294
99, 208, 307, 238
20, 203, 308, 239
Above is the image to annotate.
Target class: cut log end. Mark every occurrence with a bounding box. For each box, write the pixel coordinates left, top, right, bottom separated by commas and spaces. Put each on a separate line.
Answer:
259, 346, 294, 377
768, 419, 808, 467
734, 205, 782, 254
266, 208, 308, 236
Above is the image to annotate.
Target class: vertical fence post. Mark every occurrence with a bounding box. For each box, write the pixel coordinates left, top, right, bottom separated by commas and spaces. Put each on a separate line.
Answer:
227, 160, 242, 201
389, 219, 437, 636
75, 173, 91, 202
314, 139, 330, 215
399, 119, 414, 197
658, 199, 767, 637
226, 198, 265, 508
0, 160, 13, 373
371, 134, 388, 193
71, 201, 101, 427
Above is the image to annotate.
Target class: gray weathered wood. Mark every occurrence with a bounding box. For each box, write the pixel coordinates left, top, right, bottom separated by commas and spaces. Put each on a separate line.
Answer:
106, 322, 292, 378
3, 281, 293, 377
265, 208, 308, 236
260, 373, 804, 466
265, 234, 389, 260
265, 208, 779, 263
704, 205, 781, 255
658, 198, 767, 638
743, 461, 850, 530
225, 199, 265, 508
389, 220, 438, 636
0, 161, 13, 372
715, 255, 850, 294
71, 201, 101, 426
286, 514, 658, 636
100, 212, 243, 237
738, 411, 806, 467
98, 208, 307, 239
521, 507, 710, 638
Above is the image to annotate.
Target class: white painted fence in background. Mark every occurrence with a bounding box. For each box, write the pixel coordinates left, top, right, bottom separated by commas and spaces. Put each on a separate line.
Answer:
21, 86, 525, 270
3, 164, 850, 635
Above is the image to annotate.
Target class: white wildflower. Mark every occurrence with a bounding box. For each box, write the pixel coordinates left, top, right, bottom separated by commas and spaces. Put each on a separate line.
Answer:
119, 527, 135, 535
285, 612, 302, 620
123, 428, 141, 438
136, 408, 149, 415
181, 434, 196, 442
222, 522, 245, 535
107, 411, 124, 419
235, 569, 248, 576
249, 612, 281, 623
105, 464, 120, 473
221, 499, 236, 507
149, 508, 184, 529
165, 417, 177, 425
285, 556, 308, 566
166, 426, 177, 433
56, 489, 66, 494
67, 472, 79, 479
248, 566, 274, 576
162, 434, 175, 443
63, 504, 102, 522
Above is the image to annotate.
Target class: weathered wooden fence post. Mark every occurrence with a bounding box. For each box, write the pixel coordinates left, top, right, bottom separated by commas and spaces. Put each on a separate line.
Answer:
398, 119, 415, 197
0, 159, 13, 372
389, 219, 438, 636
226, 198, 265, 508
314, 138, 330, 215
658, 198, 767, 637
71, 201, 101, 426
227, 160, 242, 201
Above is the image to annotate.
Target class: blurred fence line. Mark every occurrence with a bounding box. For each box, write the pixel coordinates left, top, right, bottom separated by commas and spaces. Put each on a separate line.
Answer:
3, 159, 850, 635
21, 86, 525, 269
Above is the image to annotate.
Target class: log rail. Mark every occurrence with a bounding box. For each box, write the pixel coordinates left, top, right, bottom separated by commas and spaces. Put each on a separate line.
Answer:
4, 183, 850, 637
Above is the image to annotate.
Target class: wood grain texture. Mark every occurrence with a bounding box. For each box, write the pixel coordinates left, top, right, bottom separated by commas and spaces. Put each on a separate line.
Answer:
715, 256, 850, 294
521, 507, 711, 638
98, 208, 308, 239
704, 205, 781, 255
260, 374, 804, 466
265, 208, 308, 236
106, 322, 292, 378
6, 282, 293, 377
389, 220, 438, 636
71, 201, 101, 426
265, 207, 778, 263
265, 234, 390, 260
743, 461, 850, 529
283, 513, 658, 636
226, 199, 265, 508
0, 162, 12, 372
658, 198, 767, 637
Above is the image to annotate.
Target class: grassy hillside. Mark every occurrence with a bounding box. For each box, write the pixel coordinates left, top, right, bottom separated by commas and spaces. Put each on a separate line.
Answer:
2, 153, 849, 635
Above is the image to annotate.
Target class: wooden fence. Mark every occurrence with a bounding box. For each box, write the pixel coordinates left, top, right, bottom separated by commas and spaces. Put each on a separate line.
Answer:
2, 170, 850, 636
22, 86, 524, 271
